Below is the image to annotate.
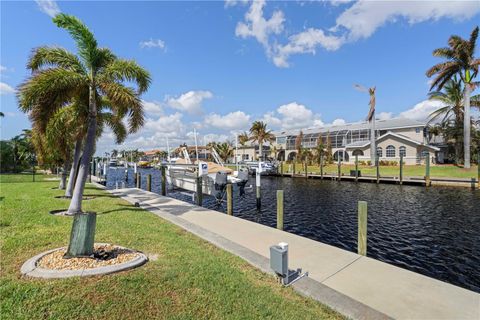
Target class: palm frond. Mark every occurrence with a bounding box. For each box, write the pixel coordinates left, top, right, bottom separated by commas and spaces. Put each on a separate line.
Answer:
99, 59, 151, 93
53, 14, 99, 69
28, 46, 86, 74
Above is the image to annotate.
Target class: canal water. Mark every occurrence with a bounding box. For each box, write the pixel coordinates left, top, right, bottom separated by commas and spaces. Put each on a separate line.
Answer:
106, 167, 480, 293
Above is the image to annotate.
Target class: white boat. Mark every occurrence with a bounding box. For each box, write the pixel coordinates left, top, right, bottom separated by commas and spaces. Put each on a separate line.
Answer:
166, 147, 248, 198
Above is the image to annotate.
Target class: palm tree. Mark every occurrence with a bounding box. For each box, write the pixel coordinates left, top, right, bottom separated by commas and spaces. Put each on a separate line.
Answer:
295, 130, 303, 163
216, 142, 234, 162
238, 131, 249, 162
426, 26, 479, 168
18, 14, 150, 215
428, 78, 465, 164
249, 121, 274, 161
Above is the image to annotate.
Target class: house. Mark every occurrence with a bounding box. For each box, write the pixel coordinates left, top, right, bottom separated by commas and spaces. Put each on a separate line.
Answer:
271, 118, 441, 165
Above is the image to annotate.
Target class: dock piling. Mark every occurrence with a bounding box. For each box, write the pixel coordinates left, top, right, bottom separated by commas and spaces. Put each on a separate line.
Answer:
226, 184, 233, 215
277, 190, 283, 230
196, 176, 203, 206
337, 158, 341, 181
280, 161, 284, 176
293, 162, 296, 175
146, 174, 152, 192
425, 153, 431, 187
376, 156, 380, 184
399, 154, 403, 185
355, 155, 359, 182
358, 201, 367, 256
136, 173, 141, 189
256, 172, 261, 209
320, 153, 324, 179
305, 162, 308, 178
161, 166, 166, 196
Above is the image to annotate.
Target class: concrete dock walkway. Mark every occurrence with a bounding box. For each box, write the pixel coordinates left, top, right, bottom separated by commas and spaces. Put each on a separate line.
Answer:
110, 187, 479, 320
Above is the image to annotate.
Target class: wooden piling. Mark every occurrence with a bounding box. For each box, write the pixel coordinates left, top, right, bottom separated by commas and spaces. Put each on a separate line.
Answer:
226, 184, 233, 215
399, 154, 403, 185
355, 155, 359, 182
376, 156, 380, 184
136, 173, 141, 189
320, 154, 324, 179
425, 153, 431, 187
305, 162, 308, 178
280, 161, 284, 176
146, 174, 152, 192
161, 166, 166, 196
293, 162, 296, 175
337, 159, 341, 181
256, 186, 261, 209
277, 190, 284, 230
358, 201, 367, 256
196, 176, 203, 206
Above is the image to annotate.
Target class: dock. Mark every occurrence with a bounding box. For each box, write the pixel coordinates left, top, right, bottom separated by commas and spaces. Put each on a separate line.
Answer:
109, 187, 479, 320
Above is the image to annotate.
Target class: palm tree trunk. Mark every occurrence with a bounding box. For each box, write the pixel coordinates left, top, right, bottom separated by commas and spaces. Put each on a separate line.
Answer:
463, 83, 471, 168
67, 85, 97, 214
59, 161, 69, 190
65, 138, 82, 197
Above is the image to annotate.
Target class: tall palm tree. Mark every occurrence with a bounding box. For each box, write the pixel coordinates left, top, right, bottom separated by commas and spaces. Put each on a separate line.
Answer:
428, 77, 465, 164
250, 121, 274, 161
18, 14, 150, 215
238, 131, 249, 161
426, 26, 479, 168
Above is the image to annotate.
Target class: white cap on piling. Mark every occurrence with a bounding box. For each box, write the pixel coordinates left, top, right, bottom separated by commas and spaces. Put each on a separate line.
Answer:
278, 242, 288, 250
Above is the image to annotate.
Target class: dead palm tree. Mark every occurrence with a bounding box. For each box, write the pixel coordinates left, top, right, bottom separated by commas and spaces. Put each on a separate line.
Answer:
354, 84, 376, 164
249, 121, 274, 161
426, 26, 479, 168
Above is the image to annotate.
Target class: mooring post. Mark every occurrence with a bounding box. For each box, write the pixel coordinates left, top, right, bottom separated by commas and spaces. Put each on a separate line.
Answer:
304, 162, 308, 178
337, 158, 341, 181
136, 173, 141, 189
196, 176, 203, 206
320, 153, 323, 179
226, 184, 233, 215
358, 201, 367, 256
355, 155, 359, 182
425, 153, 431, 187
161, 166, 167, 196
293, 162, 296, 175
376, 156, 380, 184
256, 168, 261, 209
146, 174, 152, 192
399, 154, 403, 185
280, 161, 284, 176
277, 190, 284, 230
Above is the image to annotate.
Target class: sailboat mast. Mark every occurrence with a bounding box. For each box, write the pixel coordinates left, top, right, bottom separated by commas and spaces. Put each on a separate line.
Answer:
194, 128, 199, 163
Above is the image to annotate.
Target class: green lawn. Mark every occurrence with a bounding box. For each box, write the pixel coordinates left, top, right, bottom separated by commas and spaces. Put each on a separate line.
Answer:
281, 163, 479, 179
0, 178, 343, 320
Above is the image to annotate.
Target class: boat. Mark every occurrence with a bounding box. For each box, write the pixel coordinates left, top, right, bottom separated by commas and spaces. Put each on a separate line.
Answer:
241, 160, 277, 175
165, 146, 249, 199
108, 158, 119, 167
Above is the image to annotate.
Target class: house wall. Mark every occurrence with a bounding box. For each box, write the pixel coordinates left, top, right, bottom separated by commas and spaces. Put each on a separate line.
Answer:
389, 127, 424, 142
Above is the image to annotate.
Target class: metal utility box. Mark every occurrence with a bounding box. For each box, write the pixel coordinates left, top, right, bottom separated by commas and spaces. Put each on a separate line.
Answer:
270, 245, 288, 277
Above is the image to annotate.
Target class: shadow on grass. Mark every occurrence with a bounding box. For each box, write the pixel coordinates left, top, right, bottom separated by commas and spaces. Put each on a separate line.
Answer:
98, 207, 146, 215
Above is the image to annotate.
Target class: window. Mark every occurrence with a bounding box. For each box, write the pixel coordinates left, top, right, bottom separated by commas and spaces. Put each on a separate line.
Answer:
415, 128, 421, 133
399, 146, 406, 157
386, 145, 395, 157
376, 147, 383, 157
276, 137, 286, 144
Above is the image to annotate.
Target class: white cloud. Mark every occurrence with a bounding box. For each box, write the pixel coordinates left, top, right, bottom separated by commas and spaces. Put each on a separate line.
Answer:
35, 0, 60, 17
235, 0, 284, 53
139, 38, 166, 51
261, 111, 283, 128
377, 112, 393, 120
0, 65, 6, 74
334, 1, 480, 42
142, 100, 163, 116
204, 111, 251, 130
276, 102, 323, 129
331, 118, 346, 126
399, 99, 445, 121
224, 0, 248, 8
203, 133, 231, 143
231, 0, 480, 67
166, 90, 213, 115
273, 28, 344, 67
0, 82, 15, 95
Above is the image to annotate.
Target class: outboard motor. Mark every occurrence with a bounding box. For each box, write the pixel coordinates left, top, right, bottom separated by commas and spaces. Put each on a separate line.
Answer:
237, 169, 249, 196
214, 172, 228, 191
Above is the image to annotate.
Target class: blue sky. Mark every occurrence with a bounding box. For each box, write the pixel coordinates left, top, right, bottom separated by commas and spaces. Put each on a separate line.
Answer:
1, 0, 479, 154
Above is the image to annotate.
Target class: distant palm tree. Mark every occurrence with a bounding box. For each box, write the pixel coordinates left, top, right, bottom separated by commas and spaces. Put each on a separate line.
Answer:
18, 14, 150, 215
295, 130, 303, 163
238, 131, 249, 161
216, 142, 233, 162
426, 26, 479, 168
249, 121, 275, 161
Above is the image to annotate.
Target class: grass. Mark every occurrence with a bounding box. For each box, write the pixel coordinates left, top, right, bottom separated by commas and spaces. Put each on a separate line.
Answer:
0, 177, 343, 320
281, 163, 479, 179
0, 173, 51, 183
